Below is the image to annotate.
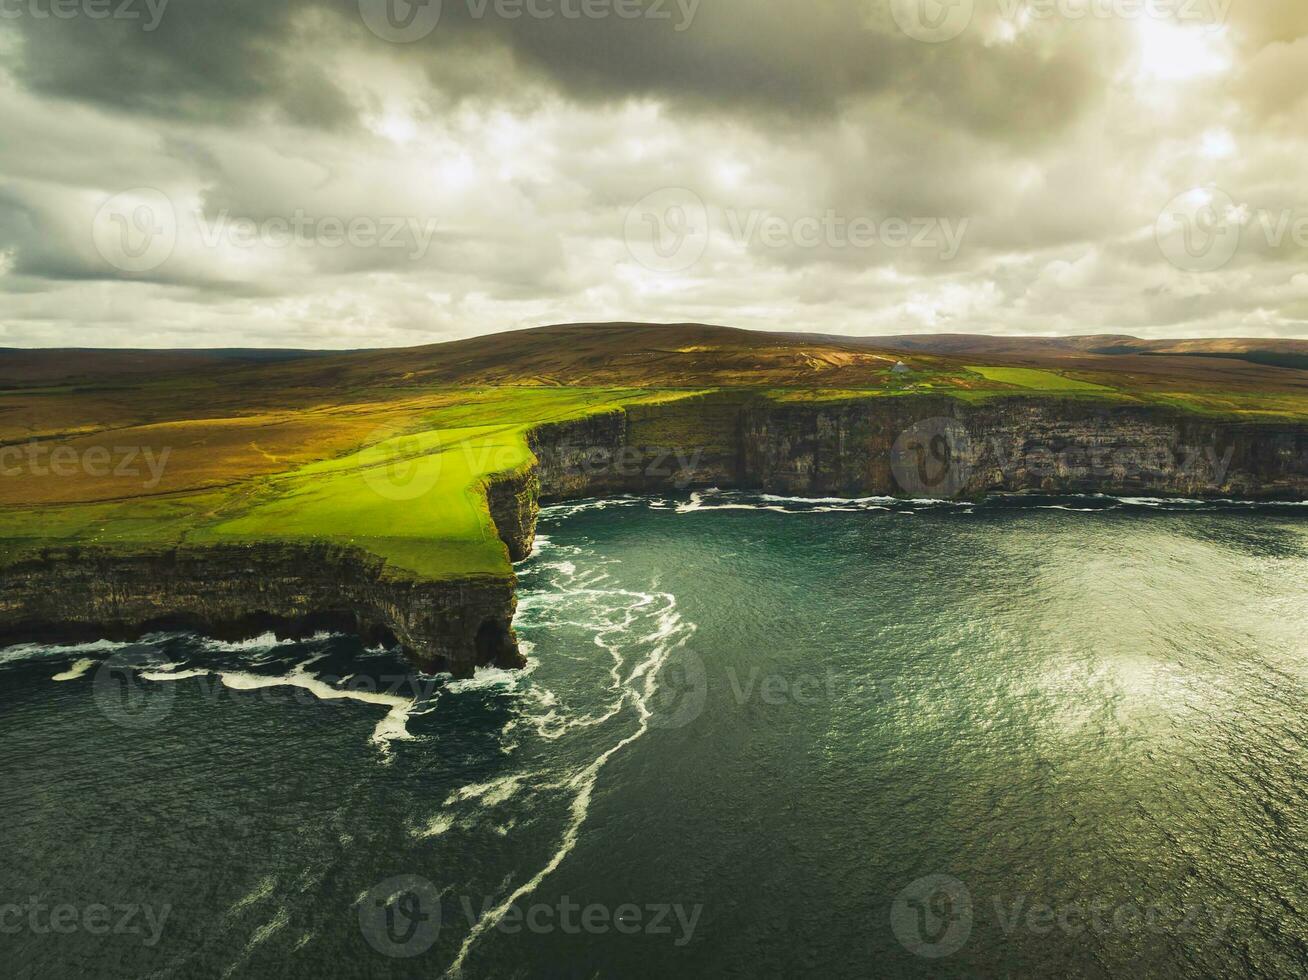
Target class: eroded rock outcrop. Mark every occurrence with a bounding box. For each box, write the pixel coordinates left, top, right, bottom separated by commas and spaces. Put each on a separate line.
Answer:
485, 468, 541, 563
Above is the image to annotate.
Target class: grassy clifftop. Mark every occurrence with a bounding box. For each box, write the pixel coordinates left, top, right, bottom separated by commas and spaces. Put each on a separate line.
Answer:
3, 323, 1306, 581
0, 387, 703, 579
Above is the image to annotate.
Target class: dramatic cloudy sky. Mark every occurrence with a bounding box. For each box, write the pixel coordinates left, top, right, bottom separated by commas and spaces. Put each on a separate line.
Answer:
1, 0, 1307, 348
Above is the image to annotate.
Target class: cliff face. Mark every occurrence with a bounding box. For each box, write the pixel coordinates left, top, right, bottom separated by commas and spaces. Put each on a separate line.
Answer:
484, 469, 541, 563
528, 395, 1308, 502
0, 544, 522, 677
4, 394, 1305, 676
735, 398, 1308, 500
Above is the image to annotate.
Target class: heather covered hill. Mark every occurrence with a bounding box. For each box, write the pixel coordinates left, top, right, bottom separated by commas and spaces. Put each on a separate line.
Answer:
7, 322, 1308, 395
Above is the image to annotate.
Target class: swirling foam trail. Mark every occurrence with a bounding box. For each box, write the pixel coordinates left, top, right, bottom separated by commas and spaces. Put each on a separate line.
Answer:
445, 588, 694, 977
140, 659, 415, 754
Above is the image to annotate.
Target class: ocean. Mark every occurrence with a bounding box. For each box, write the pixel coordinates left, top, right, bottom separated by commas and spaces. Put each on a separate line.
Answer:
2, 493, 1306, 977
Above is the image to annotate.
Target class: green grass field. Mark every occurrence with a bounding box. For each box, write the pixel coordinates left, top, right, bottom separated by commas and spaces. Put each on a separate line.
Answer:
965, 366, 1115, 392
0, 388, 707, 579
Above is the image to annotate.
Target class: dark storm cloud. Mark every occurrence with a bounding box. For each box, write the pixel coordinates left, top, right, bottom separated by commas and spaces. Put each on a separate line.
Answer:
461, 0, 1105, 141
6, 0, 352, 125
5, 0, 1104, 141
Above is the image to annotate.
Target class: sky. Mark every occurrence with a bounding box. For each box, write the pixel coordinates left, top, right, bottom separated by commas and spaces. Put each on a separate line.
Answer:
1, 0, 1307, 349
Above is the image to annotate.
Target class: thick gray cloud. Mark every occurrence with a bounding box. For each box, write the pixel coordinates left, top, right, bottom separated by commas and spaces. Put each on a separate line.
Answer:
7, 0, 1109, 136
0, 0, 1306, 346
6, 0, 350, 124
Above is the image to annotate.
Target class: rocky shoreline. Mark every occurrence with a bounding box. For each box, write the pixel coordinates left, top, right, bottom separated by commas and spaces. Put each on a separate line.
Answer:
3, 393, 1306, 676
0, 543, 521, 677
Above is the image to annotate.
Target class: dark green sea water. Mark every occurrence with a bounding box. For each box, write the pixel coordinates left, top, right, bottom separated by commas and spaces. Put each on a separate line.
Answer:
2, 493, 1306, 978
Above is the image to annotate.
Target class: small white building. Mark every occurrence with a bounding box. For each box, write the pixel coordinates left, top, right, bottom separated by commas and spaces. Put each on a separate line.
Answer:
892, 361, 912, 375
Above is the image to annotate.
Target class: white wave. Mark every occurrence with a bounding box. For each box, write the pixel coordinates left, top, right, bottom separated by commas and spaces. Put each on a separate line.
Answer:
227, 905, 290, 974
758, 493, 900, 506
539, 497, 646, 519
1087, 493, 1308, 509
674, 489, 948, 515
227, 875, 278, 917
446, 659, 537, 694
222, 668, 414, 751
51, 658, 97, 681
139, 669, 209, 682
141, 661, 187, 673
140, 659, 415, 755
445, 775, 524, 808
198, 631, 338, 653
541, 489, 1308, 523
0, 637, 136, 666
417, 812, 457, 839
521, 534, 552, 561
1111, 495, 1206, 507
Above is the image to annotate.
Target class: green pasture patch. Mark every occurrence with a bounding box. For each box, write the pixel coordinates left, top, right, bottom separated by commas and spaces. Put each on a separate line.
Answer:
966, 366, 1115, 392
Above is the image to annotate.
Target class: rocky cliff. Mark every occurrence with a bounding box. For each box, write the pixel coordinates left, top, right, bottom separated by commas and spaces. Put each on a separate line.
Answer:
485, 468, 541, 563
527, 393, 1308, 502
0, 543, 522, 677
4, 393, 1306, 675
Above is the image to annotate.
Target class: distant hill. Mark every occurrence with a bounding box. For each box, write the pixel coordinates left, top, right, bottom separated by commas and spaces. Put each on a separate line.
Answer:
0, 347, 336, 386
2, 323, 1306, 394
870, 333, 1308, 375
